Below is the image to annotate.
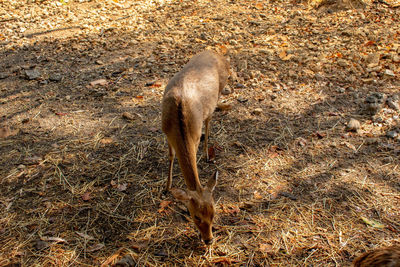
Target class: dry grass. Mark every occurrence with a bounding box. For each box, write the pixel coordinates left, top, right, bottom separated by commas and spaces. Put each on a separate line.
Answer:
1, 0, 400, 266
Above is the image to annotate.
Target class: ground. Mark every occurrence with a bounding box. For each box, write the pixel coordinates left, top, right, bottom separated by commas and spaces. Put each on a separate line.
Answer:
0, 0, 400, 266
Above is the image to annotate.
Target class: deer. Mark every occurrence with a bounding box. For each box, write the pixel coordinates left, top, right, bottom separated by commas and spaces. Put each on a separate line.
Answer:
161, 50, 230, 245
353, 245, 400, 267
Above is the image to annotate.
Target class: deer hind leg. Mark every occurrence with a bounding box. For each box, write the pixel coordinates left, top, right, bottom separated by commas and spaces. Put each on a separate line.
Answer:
204, 116, 212, 162
166, 142, 175, 191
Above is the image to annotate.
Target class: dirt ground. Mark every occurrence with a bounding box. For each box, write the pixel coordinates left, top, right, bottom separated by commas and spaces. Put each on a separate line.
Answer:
1, 0, 400, 266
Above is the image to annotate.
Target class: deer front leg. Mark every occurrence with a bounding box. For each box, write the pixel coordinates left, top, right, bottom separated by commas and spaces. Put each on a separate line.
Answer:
204, 117, 211, 162
166, 143, 175, 191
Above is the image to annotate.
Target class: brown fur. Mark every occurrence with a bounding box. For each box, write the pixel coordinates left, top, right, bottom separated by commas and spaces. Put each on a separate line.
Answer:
161, 50, 230, 244
353, 246, 400, 267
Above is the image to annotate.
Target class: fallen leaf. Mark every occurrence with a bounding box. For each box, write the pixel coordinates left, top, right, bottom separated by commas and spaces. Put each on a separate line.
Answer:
343, 142, 357, 152
255, 3, 263, 9
150, 82, 162, 88
254, 191, 263, 200
259, 243, 274, 253
117, 183, 128, 192
278, 50, 287, 60
221, 204, 240, 215
82, 192, 91, 201
55, 112, 68, 116
158, 200, 172, 213
211, 257, 239, 265
316, 132, 326, 139
100, 138, 113, 144
87, 243, 105, 252
130, 240, 149, 251
135, 95, 144, 99
76, 232, 94, 240
218, 44, 228, 54
110, 180, 117, 187
208, 146, 216, 161
364, 40, 376, 46
42, 237, 67, 243
361, 217, 385, 228
114, 255, 135, 266
0, 127, 19, 139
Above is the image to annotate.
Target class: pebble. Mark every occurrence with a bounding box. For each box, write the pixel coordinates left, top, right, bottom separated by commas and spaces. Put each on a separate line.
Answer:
365, 92, 386, 115
337, 59, 348, 67
49, 73, 62, 82
252, 108, 263, 115
346, 118, 360, 132
237, 59, 248, 71
386, 130, 398, 139
384, 69, 395, 77
366, 52, 380, 65
0, 72, 10, 79
24, 68, 41, 80
237, 96, 248, 103
221, 86, 232, 95
387, 98, 400, 111
122, 112, 135, 121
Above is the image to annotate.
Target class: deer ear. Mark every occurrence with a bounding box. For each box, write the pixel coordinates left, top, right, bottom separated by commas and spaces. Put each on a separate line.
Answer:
170, 188, 191, 202
206, 171, 218, 192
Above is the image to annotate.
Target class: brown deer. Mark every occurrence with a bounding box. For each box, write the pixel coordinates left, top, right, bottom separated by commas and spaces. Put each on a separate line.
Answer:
161, 50, 230, 245
353, 246, 400, 267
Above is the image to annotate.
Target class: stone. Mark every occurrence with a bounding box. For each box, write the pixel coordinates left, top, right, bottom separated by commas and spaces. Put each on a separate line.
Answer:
387, 98, 400, 111
221, 86, 232, 95
252, 108, 263, 115
25, 68, 41, 80
366, 53, 380, 65
237, 59, 248, 71
386, 130, 398, 139
337, 59, 348, 67
0, 72, 10, 79
365, 92, 386, 115
49, 73, 62, 82
384, 69, 395, 77
346, 118, 361, 132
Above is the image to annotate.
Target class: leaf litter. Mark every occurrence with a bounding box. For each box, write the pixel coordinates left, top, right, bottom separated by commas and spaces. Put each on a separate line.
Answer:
0, 0, 400, 266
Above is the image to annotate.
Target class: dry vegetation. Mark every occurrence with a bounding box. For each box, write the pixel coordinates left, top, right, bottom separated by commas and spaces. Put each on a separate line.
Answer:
1, 0, 400, 266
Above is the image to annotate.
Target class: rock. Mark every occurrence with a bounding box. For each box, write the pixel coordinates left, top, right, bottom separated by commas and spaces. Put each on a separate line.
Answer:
122, 112, 135, 121
34, 240, 49, 251
365, 92, 386, 115
387, 97, 400, 111
237, 96, 248, 103
89, 79, 108, 86
216, 103, 232, 111
114, 255, 135, 267
0, 72, 10, 79
252, 108, 263, 115
221, 86, 232, 95
384, 69, 395, 77
337, 87, 345, 93
346, 118, 361, 132
393, 55, 400, 63
366, 53, 380, 65
386, 130, 398, 139
237, 59, 248, 71
49, 73, 62, 82
337, 59, 348, 67
24, 68, 41, 80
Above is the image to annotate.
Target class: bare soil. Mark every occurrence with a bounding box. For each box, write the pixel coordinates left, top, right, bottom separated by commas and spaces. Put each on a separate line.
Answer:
1, 0, 399, 266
